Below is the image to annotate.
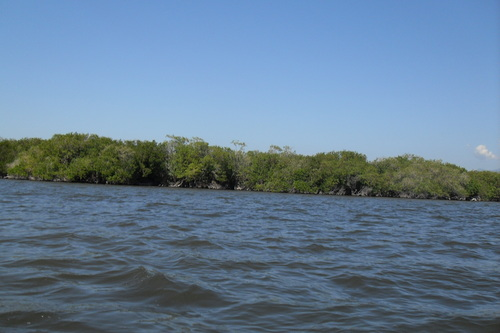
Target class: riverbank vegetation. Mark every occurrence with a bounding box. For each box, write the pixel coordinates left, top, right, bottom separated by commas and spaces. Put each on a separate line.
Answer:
1, 133, 498, 201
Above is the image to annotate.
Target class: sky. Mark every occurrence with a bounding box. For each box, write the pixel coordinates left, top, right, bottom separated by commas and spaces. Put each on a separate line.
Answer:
1, 0, 499, 171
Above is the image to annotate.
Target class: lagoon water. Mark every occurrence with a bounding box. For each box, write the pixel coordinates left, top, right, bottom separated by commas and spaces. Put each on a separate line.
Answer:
0, 179, 499, 332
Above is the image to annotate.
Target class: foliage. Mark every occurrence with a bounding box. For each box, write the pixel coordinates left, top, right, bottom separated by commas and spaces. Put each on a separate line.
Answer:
2, 133, 499, 201
466, 170, 500, 201
0, 137, 43, 176
371, 155, 470, 199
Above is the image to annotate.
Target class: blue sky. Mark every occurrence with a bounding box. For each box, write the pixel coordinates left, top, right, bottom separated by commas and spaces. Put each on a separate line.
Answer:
1, 0, 499, 170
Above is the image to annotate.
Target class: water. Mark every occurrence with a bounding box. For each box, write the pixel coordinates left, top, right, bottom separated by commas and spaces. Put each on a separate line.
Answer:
0, 179, 499, 332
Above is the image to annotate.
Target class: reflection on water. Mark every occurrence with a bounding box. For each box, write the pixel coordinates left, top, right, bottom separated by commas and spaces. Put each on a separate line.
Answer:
1, 179, 499, 332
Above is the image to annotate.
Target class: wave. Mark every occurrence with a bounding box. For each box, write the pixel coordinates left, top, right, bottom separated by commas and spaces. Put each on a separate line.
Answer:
94, 266, 232, 309
167, 236, 224, 249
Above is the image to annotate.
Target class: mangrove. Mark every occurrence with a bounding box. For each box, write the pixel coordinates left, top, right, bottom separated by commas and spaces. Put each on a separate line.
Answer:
1, 133, 498, 201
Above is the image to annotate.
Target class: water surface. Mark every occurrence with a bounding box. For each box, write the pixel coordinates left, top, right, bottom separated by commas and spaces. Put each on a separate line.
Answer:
1, 179, 499, 332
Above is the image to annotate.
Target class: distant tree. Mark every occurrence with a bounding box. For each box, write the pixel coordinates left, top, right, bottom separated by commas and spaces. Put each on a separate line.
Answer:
3, 132, 499, 201
370, 155, 469, 199
125, 140, 167, 184
0, 139, 18, 176
466, 171, 500, 201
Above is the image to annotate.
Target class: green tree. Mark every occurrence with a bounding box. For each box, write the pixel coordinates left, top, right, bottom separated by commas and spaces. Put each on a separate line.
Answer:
165, 136, 213, 186
0, 139, 19, 176
94, 143, 136, 184
125, 140, 167, 184
371, 155, 469, 199
466, 171, 500, 201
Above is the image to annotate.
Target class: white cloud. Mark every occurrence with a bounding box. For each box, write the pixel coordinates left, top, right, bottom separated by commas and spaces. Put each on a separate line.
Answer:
475, 145, 499, 160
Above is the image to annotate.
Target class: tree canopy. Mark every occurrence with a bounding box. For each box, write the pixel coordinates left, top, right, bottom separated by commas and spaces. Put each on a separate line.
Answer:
1, 133, 498, 201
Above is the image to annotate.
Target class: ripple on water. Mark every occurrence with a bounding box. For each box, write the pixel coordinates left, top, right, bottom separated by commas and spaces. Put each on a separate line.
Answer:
1, 180, 499, 332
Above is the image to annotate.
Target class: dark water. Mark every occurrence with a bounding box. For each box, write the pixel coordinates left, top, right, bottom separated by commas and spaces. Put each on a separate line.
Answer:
0, 179, 499, 332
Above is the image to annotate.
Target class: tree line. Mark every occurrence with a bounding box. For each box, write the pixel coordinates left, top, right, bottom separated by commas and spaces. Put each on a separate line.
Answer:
1, 133, 498, 201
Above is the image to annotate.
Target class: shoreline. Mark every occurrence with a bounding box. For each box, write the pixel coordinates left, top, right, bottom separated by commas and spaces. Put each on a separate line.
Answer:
2, 134, 498, 202
2, 176, 488, 202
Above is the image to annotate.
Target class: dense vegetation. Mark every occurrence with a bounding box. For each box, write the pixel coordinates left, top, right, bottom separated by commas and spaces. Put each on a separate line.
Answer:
1, 133, 499, 201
